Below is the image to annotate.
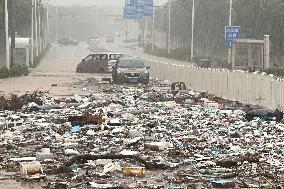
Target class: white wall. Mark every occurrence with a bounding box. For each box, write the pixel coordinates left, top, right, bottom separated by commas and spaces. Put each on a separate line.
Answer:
145, 59, 283, 109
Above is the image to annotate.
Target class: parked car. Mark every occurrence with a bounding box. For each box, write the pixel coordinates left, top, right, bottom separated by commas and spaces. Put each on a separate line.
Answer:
105, 37, 114, 43
87, 37, 100, 46
112, 57, 150, 84
58, 38, 79, 46
76, 52, 124, 73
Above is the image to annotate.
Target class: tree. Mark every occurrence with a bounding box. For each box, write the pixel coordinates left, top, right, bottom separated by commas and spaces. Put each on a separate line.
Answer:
144, 0, 284, 62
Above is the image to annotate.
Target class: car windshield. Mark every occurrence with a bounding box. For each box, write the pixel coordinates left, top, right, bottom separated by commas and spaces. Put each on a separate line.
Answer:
118, 59, 144, 68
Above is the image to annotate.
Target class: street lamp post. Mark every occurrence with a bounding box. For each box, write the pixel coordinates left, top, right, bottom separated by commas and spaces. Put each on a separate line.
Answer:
31, 0, 34, 66
228, 0, 233, 65
5, 0, 9, 69
190, 0, 195, 62
10, 0, 16, 66
55, 6, 58, 41
45, 0, 49, 48
125, 20, 128, 42
39, 7, 42, 53
167, 0, 171, 54
144, 18, 148, 48
151, 8, 155, 51
35, 0, 38, 57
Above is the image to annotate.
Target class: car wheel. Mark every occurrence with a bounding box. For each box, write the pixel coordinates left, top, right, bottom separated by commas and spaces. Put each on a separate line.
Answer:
144, 80, 149, 85
113, 77, 120, 84
76, 67, 83, 73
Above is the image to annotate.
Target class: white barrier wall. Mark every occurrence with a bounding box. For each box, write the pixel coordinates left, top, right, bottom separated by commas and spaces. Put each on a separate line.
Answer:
144, 59, 283, 109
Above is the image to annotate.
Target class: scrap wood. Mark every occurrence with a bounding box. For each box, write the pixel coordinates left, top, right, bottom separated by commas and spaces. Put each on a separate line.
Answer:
216, 154, 260, 168
51, 154, 171, 174
238, 178, 249, 188
261, 173, 277, 185
68, 114, 105, 126
0, 90, 45, 111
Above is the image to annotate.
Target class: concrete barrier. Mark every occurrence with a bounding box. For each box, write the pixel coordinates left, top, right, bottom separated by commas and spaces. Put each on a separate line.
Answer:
144, 58, 283, 109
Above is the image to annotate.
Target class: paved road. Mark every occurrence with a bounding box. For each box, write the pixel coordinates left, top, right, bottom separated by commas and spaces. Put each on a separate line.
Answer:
0, 39, 189, 97
0, 42, 110, 96
100, 38, 193, 66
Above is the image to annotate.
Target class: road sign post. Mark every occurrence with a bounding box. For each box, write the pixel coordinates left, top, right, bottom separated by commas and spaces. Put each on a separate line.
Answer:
225, 26, 241, 48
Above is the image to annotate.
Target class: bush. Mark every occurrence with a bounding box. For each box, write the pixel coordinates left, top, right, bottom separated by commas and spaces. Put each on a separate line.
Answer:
0, 65, 29, 79
264, 67, 284, 77
31, 43, 51, 68
144, 46, 233, 70
0, 67, 10, 78
144, 46, 191, 61
0, 44, 50, 79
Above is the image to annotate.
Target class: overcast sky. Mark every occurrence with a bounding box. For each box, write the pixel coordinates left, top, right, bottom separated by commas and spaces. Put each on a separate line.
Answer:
49, 0, 167, 7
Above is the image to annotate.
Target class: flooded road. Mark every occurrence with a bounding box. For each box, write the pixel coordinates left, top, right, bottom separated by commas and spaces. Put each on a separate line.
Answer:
0, 42, 108, 96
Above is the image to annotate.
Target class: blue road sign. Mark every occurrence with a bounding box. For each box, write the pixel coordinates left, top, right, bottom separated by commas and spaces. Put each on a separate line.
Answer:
136, 0, 145, 19
125, 0, 136, 6
123, 0, 153, 19
225, 26, 241, 48
123, 6, 137, 19
143, 0, 153, 16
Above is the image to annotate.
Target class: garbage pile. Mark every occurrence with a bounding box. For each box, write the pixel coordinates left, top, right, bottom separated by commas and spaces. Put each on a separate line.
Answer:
0, 90, 45, 111
0, 80, 284, 188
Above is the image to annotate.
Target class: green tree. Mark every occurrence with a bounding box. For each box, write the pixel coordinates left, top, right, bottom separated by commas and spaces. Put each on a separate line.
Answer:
145, 0, 284, 64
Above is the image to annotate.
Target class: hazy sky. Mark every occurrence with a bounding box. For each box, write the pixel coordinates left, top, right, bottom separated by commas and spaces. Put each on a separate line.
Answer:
49, 0, 167, 7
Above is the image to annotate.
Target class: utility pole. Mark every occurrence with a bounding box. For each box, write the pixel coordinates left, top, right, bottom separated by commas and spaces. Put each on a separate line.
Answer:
35, 0, 38, 57
55, 6, 58, 41
68, 8, 71, 38
228, 0, 233, 65
190, 0, 195, 62
31, 0, 34, 66
144, 18, 148, 48
125, 20, 128, 42
9, 0, 15, 66
151, 8, 155, 51
68, 16, 71, 38
95, 8, 98, 36
46, 1, 49, 48
167, 0, 171, 54
39, 8, 42, 53
5, 0, 9, 69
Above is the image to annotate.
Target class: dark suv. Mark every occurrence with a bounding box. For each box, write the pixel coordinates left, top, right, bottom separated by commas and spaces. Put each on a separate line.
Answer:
112, 57, 150, 84
76, 53, 124, 73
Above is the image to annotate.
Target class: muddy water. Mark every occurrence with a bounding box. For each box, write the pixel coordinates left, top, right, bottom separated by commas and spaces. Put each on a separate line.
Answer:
0, 180, 44, 189
0, 171, 43, 189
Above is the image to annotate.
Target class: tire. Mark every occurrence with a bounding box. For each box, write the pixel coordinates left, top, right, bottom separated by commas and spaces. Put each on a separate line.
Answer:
113, 76, 121, 84
144, 80, 150, 85
76, 67, 83, 73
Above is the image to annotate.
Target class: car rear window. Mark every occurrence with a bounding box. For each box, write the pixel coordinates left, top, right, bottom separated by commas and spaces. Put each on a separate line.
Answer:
100, 54, 107, 60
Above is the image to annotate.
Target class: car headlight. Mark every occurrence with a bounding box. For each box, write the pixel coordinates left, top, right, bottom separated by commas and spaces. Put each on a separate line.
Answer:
141, 70, 149, 76
117, 69, 123, 74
